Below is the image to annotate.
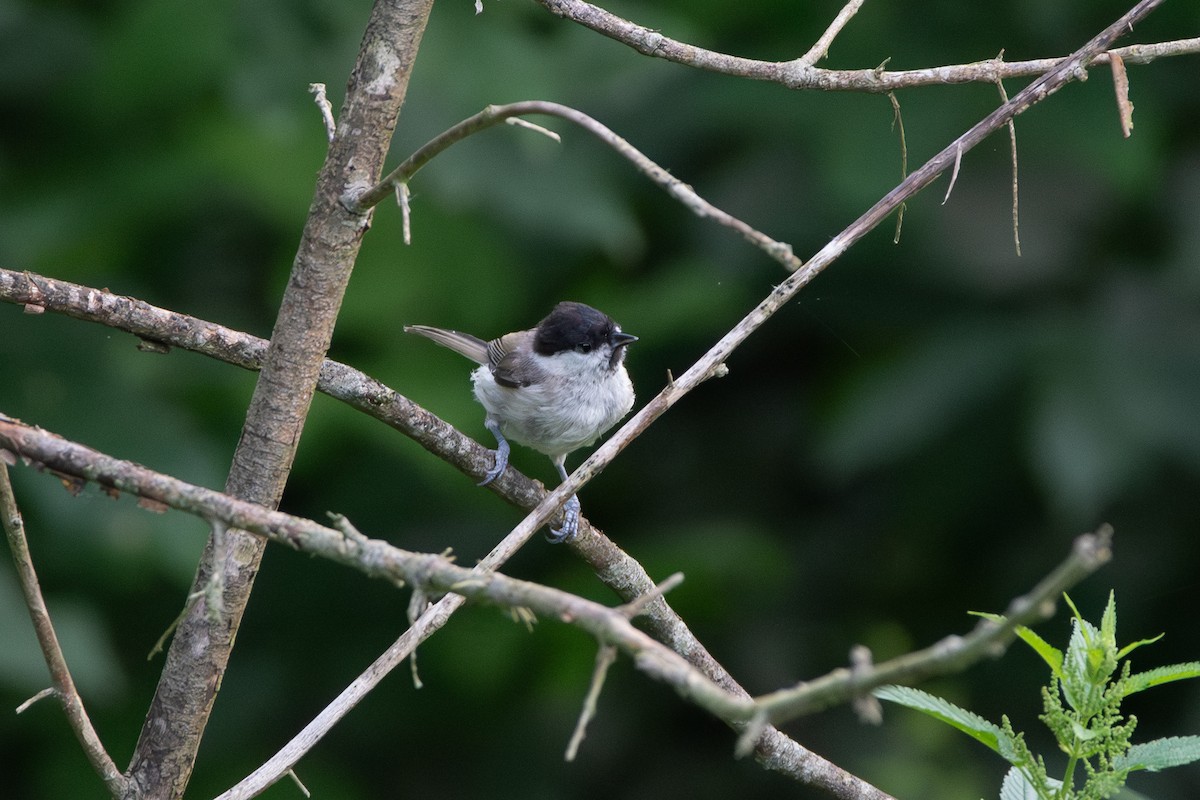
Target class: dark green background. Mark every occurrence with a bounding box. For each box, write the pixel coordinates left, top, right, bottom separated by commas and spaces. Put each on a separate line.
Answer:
2, 1, 1198, 798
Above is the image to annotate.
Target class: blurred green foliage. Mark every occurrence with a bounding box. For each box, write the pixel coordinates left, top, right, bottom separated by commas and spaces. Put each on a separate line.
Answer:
2, 1, 1199, 798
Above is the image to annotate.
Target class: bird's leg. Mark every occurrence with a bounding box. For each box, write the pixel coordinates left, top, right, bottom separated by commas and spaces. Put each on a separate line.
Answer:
546, 458, 581, 543
478, 417, 511, 486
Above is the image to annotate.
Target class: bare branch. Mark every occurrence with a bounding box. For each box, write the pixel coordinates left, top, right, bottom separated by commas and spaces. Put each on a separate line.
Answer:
0, 272, 889, 797
536, 0, 1194, 92
344, 101, 799, 271
499, 0, 1164, 582
0, 415, 758, 726
125, 0, 438, 792
753, 526, 1114, 721
1, 464, 128, 797
800, 0, 866, 66
1, 417, 1112, 800
565, 645, 618, 761
995, 76, 1022, 256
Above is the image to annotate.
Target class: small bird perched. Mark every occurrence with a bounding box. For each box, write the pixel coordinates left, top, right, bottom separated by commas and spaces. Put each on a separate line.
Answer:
405, 301, 637, 542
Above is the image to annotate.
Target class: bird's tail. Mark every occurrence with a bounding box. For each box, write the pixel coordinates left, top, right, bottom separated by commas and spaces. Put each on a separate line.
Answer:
404, 324, 490, 365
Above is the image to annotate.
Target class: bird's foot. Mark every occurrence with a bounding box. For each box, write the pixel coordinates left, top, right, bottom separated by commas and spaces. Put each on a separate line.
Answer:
478, 419, 511, 486
546, 494, 581, 543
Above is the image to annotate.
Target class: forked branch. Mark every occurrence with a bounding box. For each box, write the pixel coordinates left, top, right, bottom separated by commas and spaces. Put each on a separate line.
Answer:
0, 416, 1111, 794
537, 0, 1195, 92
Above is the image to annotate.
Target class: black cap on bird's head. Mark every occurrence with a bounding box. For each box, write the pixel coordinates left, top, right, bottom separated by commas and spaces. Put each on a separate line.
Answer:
534, 302, 638, 364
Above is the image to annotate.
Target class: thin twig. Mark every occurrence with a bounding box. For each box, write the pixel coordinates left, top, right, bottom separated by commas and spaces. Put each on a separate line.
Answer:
753, 525, 1114, 721
618, 572, 685, 618
942, 142, 963, 205
15, 687, 55, 714
995, 75, 1022, 256
799, 0, 866, 66
343, 101, 799, 272
1, 464, 128, 797
887, 91, 907, 242
565, 644, 618, 761
308, 83, 336, 143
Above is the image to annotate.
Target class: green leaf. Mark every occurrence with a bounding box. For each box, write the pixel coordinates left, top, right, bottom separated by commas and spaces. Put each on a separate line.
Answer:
1115, 736, 1200, 772
1116, 633, 1164, 660
1100, 589, 1118, 650
875, 685, 1016, 760
999, 767, 1039, 800
1016, 626, 1065, 679
999, 767, 1060, 800
1060, 620, 1110, 713
1119, 662, 1200, 697
970, 612, 1064, 678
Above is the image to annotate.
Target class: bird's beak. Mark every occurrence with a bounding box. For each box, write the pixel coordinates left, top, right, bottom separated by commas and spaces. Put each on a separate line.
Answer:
611, 332, 638, 348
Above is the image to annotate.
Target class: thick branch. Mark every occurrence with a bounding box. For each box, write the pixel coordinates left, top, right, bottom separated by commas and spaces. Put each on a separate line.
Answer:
537, 0, 1195, 92
123, 1, 436, 797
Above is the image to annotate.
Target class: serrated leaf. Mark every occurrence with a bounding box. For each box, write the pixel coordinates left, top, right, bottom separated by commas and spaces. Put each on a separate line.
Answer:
875, 685, 1014, 759
1119, 662, 1200, 697
1061, 621, 1109, 712
1116, 633, 1164, 660
1115, 736, 1200, 772
1016, 626, 1065, 678
970, 612, 1065, 678
999, 766, 1060, 800
1101, 590, 1118, 649
999, 766, 1040, 800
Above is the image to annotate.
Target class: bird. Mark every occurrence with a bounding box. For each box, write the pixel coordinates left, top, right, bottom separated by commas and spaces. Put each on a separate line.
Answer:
405, 301, 637, 542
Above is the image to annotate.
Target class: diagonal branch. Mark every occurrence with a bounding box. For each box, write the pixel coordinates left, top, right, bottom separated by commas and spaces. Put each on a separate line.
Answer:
0, 271, 887, 798
487, 0, 1166, 574
537, 0, 1195, 92
754, 526, 1114, 722
0, 415, 757, 725
1, 463, 128, 797
800, 0, 866, 66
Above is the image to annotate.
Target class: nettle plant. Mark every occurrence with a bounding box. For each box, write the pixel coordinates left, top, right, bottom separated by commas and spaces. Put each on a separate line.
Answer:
876, 593, 1200, 799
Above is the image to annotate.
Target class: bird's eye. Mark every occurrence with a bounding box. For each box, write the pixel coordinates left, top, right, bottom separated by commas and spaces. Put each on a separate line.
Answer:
576, 343, 592, 353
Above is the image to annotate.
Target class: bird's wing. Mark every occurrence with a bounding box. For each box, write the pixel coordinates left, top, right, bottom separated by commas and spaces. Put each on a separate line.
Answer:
404, 325, 489, 365
488, 330, 544, 388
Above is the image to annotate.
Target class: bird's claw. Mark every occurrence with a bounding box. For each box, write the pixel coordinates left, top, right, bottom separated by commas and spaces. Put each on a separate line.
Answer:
478, 418, 511, 486
477, 449, 508, 486
546, 494, 581, 543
